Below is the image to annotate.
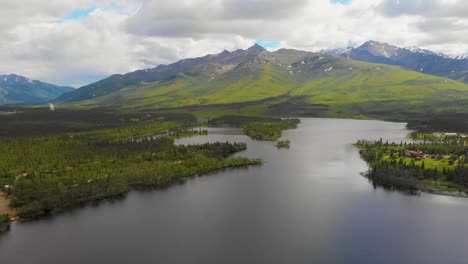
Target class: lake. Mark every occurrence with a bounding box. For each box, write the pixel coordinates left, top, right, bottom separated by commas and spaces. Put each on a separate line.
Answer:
1, 118, 468, 263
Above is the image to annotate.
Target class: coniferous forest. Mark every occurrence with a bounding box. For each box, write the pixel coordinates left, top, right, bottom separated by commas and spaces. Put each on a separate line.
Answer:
356, 134, 468, 194
0, 121, 261, 218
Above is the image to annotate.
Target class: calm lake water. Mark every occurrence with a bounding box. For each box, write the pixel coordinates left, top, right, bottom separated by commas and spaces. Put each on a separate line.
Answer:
1, 118, 468, 263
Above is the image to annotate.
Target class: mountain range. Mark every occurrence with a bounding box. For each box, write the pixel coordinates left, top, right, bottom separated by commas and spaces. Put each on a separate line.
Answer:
54, 43, 468, 120
0, 74, 74, 105
324, 40, 468, 83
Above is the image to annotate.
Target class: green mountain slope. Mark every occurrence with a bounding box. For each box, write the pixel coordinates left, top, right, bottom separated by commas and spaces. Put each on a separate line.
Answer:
290, 59, 467, 117
58, 46, 468, 119
446, 71, 468, 84
55, 44, 266, 102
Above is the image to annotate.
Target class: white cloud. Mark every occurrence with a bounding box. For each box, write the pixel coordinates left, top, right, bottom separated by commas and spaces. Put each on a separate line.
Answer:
0, 0, 467, 87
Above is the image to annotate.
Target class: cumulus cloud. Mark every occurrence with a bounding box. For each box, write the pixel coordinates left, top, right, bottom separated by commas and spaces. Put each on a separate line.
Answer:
124, 0, 306, 38
0, 0, 467, 87
375, 0, 468, 52
377, 0, 468, 18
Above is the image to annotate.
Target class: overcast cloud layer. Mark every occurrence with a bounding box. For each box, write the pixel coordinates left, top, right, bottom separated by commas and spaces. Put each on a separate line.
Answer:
1, 0, 467, 87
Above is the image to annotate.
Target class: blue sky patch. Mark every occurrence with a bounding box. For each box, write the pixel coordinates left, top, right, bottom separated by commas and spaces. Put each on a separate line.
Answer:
57, 6, 97, 23
256, 38, 280, 49
330, 0, 352, 4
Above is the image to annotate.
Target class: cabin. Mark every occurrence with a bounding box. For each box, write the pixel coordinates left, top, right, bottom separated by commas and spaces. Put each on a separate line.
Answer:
10, 216, 20, 221
405, 150, 424, 159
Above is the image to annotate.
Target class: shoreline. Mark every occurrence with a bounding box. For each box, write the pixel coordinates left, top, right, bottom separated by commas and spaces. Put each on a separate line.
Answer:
422, 187, 468, 198
0, 160, 261, 223
0, 192, 19, 221
361, 172, 468, 199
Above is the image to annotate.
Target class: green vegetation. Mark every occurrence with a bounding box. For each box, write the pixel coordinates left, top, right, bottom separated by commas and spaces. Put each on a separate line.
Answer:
208, 115, 285, 127
446, 70, 468, 84
406, 112, 468, 133
0, 108, 124, 138
409, 132, 468, 142
0, 214, 10, 233
356, 136, 468, 195
241, 119, 300, 141
0, 122, 261, 218
276, 140, 290, 149
55, 49, 468, 122
0, 108, 201, 139
65, 63, 296, 111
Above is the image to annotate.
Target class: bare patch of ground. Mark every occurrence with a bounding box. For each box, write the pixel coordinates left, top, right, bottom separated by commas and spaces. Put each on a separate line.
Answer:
0, 192, 16, 217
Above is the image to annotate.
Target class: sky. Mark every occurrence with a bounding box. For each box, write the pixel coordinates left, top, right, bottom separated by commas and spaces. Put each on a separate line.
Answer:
0, 0, 467, 87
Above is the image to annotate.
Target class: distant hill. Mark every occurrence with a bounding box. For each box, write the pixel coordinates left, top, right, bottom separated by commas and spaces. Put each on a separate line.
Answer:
0, 74, 74, 105
57, 44, 468, 120
56, 44, 266, 102
325, 40, 468, 83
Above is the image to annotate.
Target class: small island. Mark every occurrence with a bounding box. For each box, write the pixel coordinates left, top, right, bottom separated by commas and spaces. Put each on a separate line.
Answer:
276, 140, 291, 149
241, 119, 300, 141
356, 133, 468, 197
207, 115, 299, 144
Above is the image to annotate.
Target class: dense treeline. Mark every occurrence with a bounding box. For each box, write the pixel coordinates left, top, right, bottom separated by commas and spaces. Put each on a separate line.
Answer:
0, 108, 124, 138
241, 119, 300, 141
356, 136, 468, 193
446, 167, 468, 188
0, 107, 199, 139
0, 122, 261, 218
365, 160, 434, 192
406, 112, 468, 132
207, 115, 284, 127
167, 127, 208, 138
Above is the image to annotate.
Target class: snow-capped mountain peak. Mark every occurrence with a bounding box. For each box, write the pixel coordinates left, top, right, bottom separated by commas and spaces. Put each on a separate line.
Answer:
403, 46, 448, 58
449, 53, 468, 60
320, 47, 353, 56
325, 40, 468, 79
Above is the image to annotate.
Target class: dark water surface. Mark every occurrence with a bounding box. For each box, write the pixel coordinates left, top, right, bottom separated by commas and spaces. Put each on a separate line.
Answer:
1, 118, 467, 263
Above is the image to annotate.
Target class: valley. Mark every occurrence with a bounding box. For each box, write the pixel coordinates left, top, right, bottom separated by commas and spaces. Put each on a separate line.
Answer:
1, 44, 467, 224
3, 1, 468, 262
0, 41, 467, 263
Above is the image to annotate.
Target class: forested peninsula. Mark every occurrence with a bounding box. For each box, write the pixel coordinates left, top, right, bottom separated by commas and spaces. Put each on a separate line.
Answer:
356, 133, 468, 197
0, 121, 261, 220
